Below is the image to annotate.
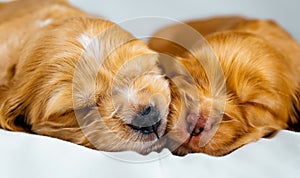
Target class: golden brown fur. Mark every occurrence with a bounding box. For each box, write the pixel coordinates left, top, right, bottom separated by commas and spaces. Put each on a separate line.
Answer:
0, 0, 171, 154
149, 16, 300, 156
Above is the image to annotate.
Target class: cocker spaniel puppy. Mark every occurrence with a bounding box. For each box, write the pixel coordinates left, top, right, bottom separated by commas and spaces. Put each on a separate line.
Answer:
0, 0, 170, 154
149, 16, 300, 156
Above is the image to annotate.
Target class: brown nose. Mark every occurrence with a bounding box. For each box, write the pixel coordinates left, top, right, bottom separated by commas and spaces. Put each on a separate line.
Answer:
186, 113, 207, 136
127, 105, 161, 138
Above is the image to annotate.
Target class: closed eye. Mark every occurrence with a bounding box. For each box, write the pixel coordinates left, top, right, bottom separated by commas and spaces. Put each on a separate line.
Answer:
74, 105, 96, 115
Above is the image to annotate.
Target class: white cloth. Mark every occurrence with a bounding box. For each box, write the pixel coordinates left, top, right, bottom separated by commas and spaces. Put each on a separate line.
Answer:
0, 129, 299, 178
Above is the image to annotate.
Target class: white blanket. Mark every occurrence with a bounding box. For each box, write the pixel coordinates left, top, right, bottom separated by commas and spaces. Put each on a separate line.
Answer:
1, 129, 299, 178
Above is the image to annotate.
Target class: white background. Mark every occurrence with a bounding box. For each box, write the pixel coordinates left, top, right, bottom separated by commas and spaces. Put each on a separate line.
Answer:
69, 0, 300, 41
1, 0, 300, 178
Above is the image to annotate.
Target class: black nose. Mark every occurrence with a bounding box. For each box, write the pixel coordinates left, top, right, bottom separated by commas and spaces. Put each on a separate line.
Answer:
127, 105, 161, 138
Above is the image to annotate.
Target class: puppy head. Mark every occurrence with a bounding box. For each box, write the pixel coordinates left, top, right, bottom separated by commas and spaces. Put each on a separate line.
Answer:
155, 32, 299, 156
0, 17, 170, 154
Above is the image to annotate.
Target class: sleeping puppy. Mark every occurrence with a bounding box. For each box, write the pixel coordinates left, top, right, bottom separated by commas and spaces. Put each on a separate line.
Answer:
0, 0, 170, 154
148, 16, 300, 156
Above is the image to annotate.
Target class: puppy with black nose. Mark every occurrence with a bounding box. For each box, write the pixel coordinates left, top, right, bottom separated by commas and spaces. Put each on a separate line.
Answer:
0, 0, 170, 154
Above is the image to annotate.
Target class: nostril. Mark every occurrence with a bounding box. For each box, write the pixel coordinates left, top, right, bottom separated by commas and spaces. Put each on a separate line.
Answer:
141, 106, 152, 116
186, 113, 207, 136
191, 127, 204, 136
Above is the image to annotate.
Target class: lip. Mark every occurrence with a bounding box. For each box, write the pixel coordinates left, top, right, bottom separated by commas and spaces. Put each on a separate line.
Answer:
132, 118, 167, 142
151, 119, 167, 140
128, 119, 161, 137
181, 120, 219, 149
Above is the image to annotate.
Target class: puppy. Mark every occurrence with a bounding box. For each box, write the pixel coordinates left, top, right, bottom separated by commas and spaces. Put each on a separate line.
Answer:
149, 16, 300, 156
0, 0, 171, 154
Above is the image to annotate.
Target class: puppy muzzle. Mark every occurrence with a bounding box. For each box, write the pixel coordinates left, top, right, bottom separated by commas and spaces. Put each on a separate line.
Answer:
127, 105, 161, 138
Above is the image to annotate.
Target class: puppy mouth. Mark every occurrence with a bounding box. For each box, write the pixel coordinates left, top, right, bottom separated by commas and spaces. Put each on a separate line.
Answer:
127, 119, 161, 139
184, 118, 219, 150
126, 116, 167, 154
168, 113, 219, 151
126, 105, 167, 141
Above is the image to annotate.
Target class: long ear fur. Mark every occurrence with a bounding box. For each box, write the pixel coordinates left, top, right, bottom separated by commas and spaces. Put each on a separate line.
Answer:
0, 88, 32, 132
289, 86, 300, 131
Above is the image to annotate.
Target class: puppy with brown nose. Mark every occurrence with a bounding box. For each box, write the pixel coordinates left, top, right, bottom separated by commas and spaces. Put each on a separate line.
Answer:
149, 16, 300, 156
0, 0, 170, 154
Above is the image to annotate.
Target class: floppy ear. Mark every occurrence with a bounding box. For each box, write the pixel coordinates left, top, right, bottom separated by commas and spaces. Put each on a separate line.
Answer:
0, 89, 32, 132
289, 87, 300, 131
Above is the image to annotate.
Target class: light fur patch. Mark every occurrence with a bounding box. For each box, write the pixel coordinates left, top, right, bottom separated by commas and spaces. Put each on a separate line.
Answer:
38, 18, 53, 27
77, 33, 104, 66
